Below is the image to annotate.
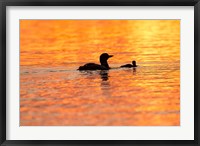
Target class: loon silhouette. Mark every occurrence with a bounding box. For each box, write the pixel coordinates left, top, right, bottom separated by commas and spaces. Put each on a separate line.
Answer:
78, 53, 113, 70
120, 61, 137, 68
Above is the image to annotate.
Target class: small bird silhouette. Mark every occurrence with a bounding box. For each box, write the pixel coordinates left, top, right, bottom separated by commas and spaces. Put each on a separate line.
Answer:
120, 61, 137, 68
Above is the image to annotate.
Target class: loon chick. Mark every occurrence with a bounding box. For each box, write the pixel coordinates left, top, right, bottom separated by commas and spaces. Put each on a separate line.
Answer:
78, 53, 113, 70
120, 61, 137, 68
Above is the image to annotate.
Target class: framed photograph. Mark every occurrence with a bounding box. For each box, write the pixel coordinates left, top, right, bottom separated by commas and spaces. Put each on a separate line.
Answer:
1, 0, 199, 145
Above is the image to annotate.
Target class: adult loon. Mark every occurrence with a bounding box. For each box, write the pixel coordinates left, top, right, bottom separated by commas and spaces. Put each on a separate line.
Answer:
78, 53, 113, 70
120, 61, 137, 68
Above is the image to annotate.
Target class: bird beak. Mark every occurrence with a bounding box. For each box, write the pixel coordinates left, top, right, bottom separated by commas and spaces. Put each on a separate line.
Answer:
109, 55, 113, 58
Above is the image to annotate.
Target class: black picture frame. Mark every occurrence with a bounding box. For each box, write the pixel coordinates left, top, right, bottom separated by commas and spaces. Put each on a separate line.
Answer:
0, 0, 199, 146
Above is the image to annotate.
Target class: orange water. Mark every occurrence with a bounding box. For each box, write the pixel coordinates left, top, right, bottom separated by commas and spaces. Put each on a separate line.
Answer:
20, 20, 180, 126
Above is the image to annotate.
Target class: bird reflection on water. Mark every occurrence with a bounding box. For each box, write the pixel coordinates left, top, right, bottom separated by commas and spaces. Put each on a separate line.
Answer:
100, 70, 109, 81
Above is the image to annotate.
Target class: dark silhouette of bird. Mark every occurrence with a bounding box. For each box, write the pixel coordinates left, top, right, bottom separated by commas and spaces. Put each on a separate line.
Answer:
120, 61, 137, 68
78, 53, 113, 70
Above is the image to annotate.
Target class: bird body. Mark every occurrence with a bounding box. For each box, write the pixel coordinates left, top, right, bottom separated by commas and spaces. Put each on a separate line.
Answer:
78, 53, 113, 70
120, 64, 134, 68
78, 63, 107, 70
120, 61, 137, 68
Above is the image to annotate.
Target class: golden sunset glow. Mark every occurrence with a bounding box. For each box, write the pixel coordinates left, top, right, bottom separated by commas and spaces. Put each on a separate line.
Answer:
20, 20, 180, 126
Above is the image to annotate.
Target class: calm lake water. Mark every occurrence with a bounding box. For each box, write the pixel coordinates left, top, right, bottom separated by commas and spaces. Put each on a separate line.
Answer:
20, 20, 180, 126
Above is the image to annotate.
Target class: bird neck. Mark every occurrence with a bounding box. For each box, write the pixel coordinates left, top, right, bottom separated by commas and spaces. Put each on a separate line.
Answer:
100, 60, 109, 69
132, 61, 137, 67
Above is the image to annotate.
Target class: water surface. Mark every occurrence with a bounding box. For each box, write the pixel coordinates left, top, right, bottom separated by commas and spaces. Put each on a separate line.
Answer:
20, 20, 180, 126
